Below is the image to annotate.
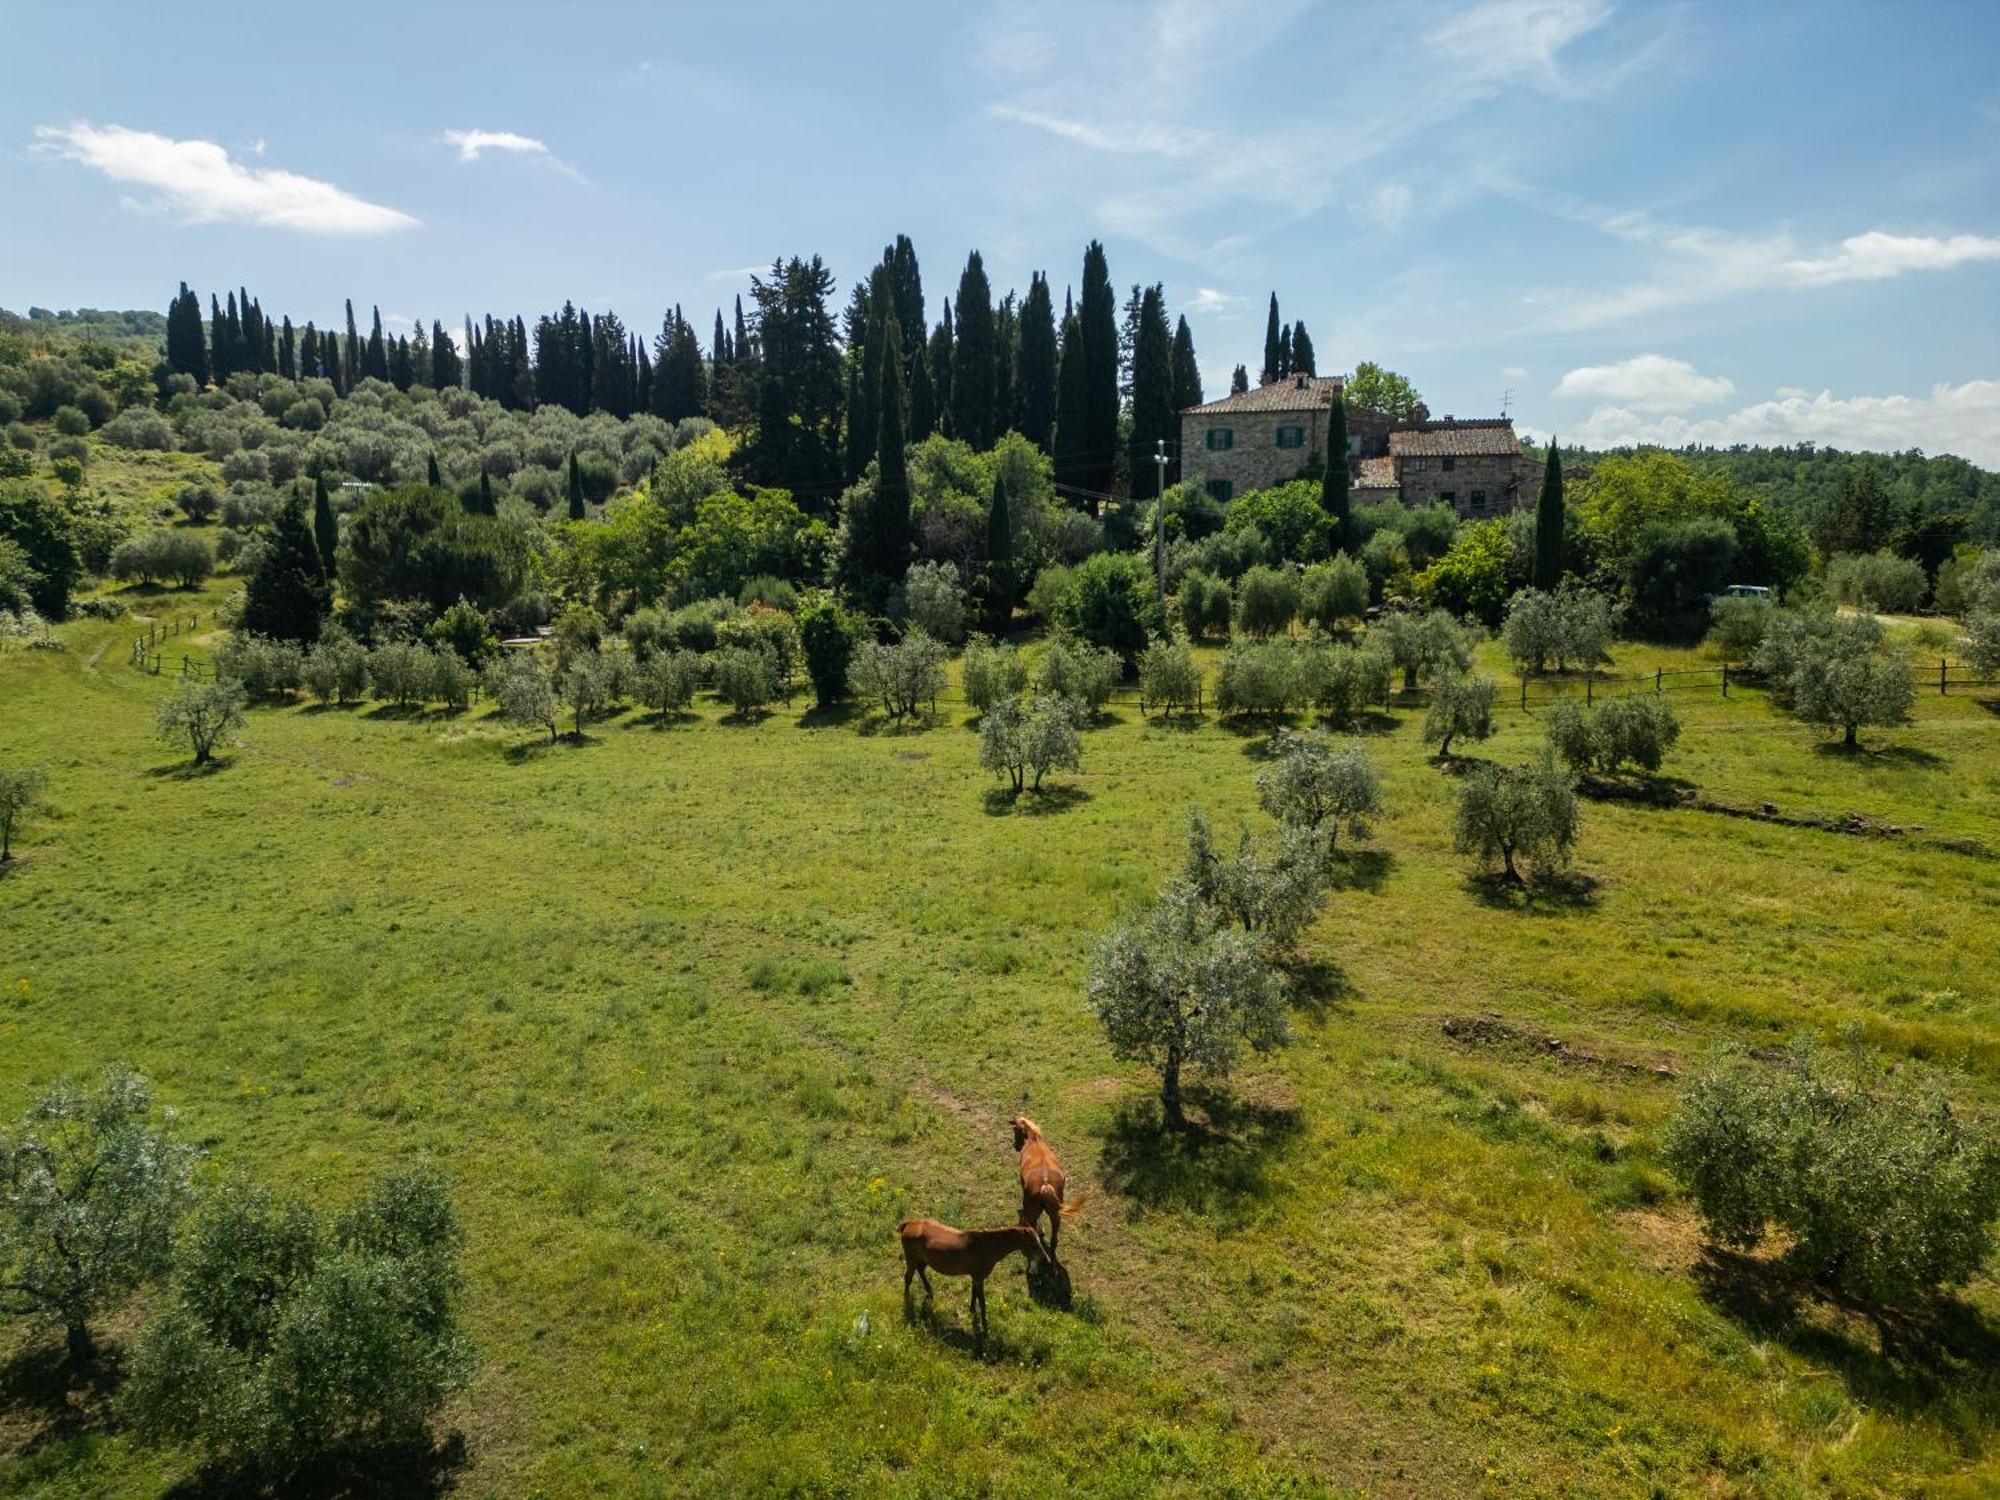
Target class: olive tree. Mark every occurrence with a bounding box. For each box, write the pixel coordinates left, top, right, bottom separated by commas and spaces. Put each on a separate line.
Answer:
300, 637, 369, 705
0, 1066, 199, 1363
0, 762, 48, 861
903, 559, 968, 645
1176, 569, 1233, 640
1377, 607, 1476, 690
1789, 630, 1914, 748
1234, 565, 1300, 638
711, 645, 776, 717
1036, 634, 1123, 711
978, 694, 1084, 794
1422, 670, 1496, 758
1256, 730, 1382, 847
1137, 638, 1201, 716
1452, 751, 1580, 884
852, 631, 949, 721
1296, 640, 1390, 727
489, 654, 560, 742
1299, 553, 1369, 633
1544, 696, 1681, 777
1213, 640, 1299, 721
635, 649, 700, 717
1663, 1039, 2000, 1308
560, 653, 610, 734
1180, 808, 1329, 951
1087, 876, 1288, 1129
961, 637, 1028, 714
155, 680, 248, 765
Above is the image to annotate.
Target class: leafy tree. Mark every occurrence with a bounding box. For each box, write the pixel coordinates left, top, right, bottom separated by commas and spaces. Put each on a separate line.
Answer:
1055, 550, 1160, 663
1825, 550, 1926, 613
711, 644, 776, 717
1814, 460, 1897, 560
1502, 587, 1560, 674
559, 654, 609, 734
1257, 730, 1381, 846
1545, 696, 1681, 777
1417, 519, 1515, 626
1293, 638, 1390, 727
1177, 569, 1234, 640
426, 598, 498, 666
1422, 670, 1496, 758
1214, 640, 1299, 720
1137, 638, 1201, 716
1036, 633, 1123, 711
978, 693, 1084, 794
300, 637, 369, 705
634, 649, 700, 717
1181, 808, 1328, 950
567, 449, 586, 521
240, 500, 328, 643
311, 472, 339, 577
1664, 1039, 2000, 1308
1706, 592, 1773, 659
1087, 875, 1288, 1129
1299, 553, 1368, 632
215, 635, 305, 698
851, 631, 948, 720
489, 654, 560, 742
1233, 565, 1300, 638
1534, 443, 1565, 589
1788, 626, 1914, 748
1625, 515, 1739, 625
903, 559, 967, 644
366, 639, 434, 708
0, 1065, 199, 1362
796, 590, 859, 708
156, 680, 248, 765
961, 637, 1028, 713
1344, 361, 1423, 420
0, 762, 46, 861
1452, 751, 1580, 884
1227, 481, 1334, 563
0, 484, 80, 618
339, 486, 527, 622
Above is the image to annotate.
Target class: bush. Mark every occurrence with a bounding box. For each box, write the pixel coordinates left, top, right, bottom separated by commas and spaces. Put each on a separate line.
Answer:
1452, 751, 1579, 883
1053, 550, 1161, 663
1663, 1039, 2000, 1307
1137, 638, 1201, 716
111, 530, 209, 588
367, 639, 435, 708
1825, 550, 1926, 613
0, 1065, 199, 1363
1375, 607, 1477, 690
300, 637, 370, 705
558, 654, 609, 733
100, 407, 176, 450
634, 648, 700, 717
214, 634, 304, 697
425, 598, 499, 667
903, 559, 968, 645
1176, 568, 1233, 640
489, 654, 559, 741
1233, 565, 1299, 638
156, 680, 248, 764
978, 693, 1085, 794
175, 482, 220, 524
710, 644, 776, 716
1299, 553, 1369, 632
1256, 729, 1381, 846
715, 608, 798, 697
120, 1169, 475, 1475
1422, 670, 1496, 757
1224, 481, 1333, 562
961, 637, 1028, 714
1706, 593, 1772, 659
1545, 696, 1681, 777
796, 590, 859, 709
851, 631, 948, 720
1295, 639, 1389, 727
738, 574, 798, 612
52, 404, 91, 437
0, 762, 47, 861
1214, 640, 1298, 720
1036, 634, 1122, 711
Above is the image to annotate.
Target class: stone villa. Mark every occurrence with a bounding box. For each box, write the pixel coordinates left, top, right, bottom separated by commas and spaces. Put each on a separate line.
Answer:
1180, 373, 1534, 520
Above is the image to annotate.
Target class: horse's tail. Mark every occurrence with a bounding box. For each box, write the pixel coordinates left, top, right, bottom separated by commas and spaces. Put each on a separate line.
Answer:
1057, 1194, 1086, 1217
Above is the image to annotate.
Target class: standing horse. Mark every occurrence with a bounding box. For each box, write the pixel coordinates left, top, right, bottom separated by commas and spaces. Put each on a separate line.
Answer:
1011, 1116, 1079, 1260
898, 1219, 1049, 1334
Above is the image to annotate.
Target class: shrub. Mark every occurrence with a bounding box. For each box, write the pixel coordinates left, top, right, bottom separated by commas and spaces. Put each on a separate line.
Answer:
1176, 568, 1233, 640
300, 637, 369, 705
0, 762, 47, 860
426, 598, 498, 667
367, 639, 434, 708
738, 574, 799, 612
1224, 481, 1333, 562
1234, 564, 1299, 638
175, 482, 221, 523
52, 404, 91, 437
120, 1169, 475, 1475
634, 648, 700, 717
111, 530, 210, 590
1545, 696, 1681, 777
1663, 1039, 2000, 1308
851, 631, 948, 721
0, 1065, 199, 1362
711, 644, 776, 716
1422, 670, 1496, 757
214, 634, 304, 697
660, 595, 741, 654
1025, 562, 1074, 623
489, 654, 559, 741
1295, 640, 1389, 727
1825, 549, 1926, 613
156, 680, 248, 764
1256, 730, 1382, 846
715, 608, 798, 697
1053, 550, 1161, 663
100, 407, 176, 451
1214, 640, 1298, 720
961, 637, 1028, 714
1452, 750, 1580, 883
559, 653, 610, 733
796, 590, 859, 708
429, 646, 474, 711
1036, 634, 1122, 711
978, 693, 1085, 794
1137, 638, 1201, 716
903, 559, 968, 645
1706, 593, 1772, 658
1299, 553, 1369, 632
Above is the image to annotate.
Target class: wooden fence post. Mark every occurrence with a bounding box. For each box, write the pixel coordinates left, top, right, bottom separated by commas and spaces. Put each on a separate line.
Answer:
1586, 669, 1594, 705
1655, 667, 1662, 695
1941, 657, 1949, 695
1520, 674, 1527, 709
1721, 665, 1729, 698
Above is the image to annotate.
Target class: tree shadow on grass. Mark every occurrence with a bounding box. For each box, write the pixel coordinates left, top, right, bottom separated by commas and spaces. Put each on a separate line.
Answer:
1328, 846, 1392, 892
717, 708, 773, 728
1280, 955, 1355, 1019
1811, 739, 1945, 769
298, 701, 365, 716
1465, 868, 1601, 914
499, 736, 572, 764
165, 1431, 468, 1500
1577, 773, 1697, 808
361, 703, 429, 722
1098, 1085, 1302, 1219
1693, 1248, 2000, 1422
855, 712, 935, 738
146, 757, 232, 779
638, 708, 699, 729
1142, 711, 1206, 733
1970, 695, 2000, 719
0, 1336, 115, 1460
981, 784, 1092, 817
1345, 709, 1402, 736
796, 702, 860, 730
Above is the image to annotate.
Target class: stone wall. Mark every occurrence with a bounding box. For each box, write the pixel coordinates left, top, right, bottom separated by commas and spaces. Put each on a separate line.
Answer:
1395, 452, 1528, 519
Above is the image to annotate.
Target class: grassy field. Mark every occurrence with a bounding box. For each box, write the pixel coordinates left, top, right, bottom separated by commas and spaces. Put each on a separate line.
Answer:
2, 579, 1997, 1498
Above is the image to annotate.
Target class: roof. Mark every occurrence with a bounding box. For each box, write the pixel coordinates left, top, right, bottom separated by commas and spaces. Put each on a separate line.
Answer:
1184, 374, 1343, 415
1388, 419, 1520, 458
1356, 456, 1396, 489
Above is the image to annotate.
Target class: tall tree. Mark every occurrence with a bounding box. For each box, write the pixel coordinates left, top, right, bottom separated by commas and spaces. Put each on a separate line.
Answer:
1170, 315, 1203, 411
888, 234, 926, 375
300, 323, 321, 380
1015, 272, 1057, 452
165, 283, 209, 385
474, 470, 496, 516
1534, 442, 1565, 590
388, 336, 414, 391
209, 295, 232, 382
986, 474, 1013, 631
871, 307, 911, 595
312, 471, 339, 579
993, 290, 1017, 441
1277, 325, 1293, 380
1079, 241, 1120, 499
1261, 293, 1282, 385
364, 307, 389, 382
342, 300, 361, 390
1322, 393, 1351, 553
843, 272, 886, 484
567, 450, 585, 520
907, 347, 938, 442
242, 499, 329, 643
277, 316, 296, 380
1127, 285, 1175, 503
652, 306, 706, 423
1230, 364, 1250, 395
744, 256, 846, 510
1052, 308, 1091, 509
1291, 321, 1316, 377
950, 252, 997, 448
928, 303, 954, 440
431, 320, 461, 389
427, 452, 442, 489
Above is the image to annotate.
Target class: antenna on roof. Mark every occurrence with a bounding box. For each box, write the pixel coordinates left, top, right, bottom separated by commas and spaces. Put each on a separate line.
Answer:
1500, 388, 1514, 418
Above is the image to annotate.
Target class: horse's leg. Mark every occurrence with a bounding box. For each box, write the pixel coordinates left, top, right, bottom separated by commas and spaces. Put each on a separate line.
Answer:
972, 1274, 986, 1335
1047, 1194, 1062, 1261
918, 1264, 933, 1298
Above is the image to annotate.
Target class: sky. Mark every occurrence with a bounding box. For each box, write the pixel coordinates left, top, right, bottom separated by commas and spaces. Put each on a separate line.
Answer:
5, 0, 2000, 464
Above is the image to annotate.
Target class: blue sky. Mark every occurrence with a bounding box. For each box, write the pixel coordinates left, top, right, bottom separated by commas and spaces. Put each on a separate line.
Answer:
6, 0, 2000, 463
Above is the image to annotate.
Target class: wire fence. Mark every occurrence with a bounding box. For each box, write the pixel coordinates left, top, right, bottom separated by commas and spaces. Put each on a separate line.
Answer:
128, 612, 202, 667
1512, 657, 1998, 708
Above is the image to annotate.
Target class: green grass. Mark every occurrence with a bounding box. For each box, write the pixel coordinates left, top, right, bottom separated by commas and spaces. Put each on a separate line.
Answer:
3, 588, 1998, 1497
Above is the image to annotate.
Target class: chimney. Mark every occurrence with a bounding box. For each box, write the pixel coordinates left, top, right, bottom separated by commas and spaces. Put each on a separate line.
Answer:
1294, 374, 1308, 390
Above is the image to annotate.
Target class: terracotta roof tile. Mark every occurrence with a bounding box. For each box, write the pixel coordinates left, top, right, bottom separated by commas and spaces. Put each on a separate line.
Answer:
1356, 456, 1396, 488
1388, 420, 1520, 458
1184, 375, 1343, 415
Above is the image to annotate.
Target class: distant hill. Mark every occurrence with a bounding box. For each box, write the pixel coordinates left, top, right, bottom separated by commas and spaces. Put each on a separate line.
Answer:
0, 305, 168, 349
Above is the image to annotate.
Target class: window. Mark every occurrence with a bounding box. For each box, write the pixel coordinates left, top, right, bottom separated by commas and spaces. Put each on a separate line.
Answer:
1440, 491, 1457, 506
1442, 456, 1456, 472
1470, 489, 1488, 512
1412, 457, 1428, 472
1205, 427, 1234, 451
1205, 478, 1234, 502
1275, 425, 1305, 449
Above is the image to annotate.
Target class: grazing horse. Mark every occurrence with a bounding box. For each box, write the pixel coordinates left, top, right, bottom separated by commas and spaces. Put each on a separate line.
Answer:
1011, 1116, 1079, 1260
898, 1218, 1049, 1334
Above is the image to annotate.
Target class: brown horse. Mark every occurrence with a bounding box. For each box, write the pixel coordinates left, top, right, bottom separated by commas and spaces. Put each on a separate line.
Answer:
1011, 1116, 1080, 1260
898, 1218, 1048, 1333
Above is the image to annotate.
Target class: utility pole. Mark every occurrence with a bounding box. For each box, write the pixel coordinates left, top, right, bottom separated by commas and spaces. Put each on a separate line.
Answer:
1153, 439, 1171, 620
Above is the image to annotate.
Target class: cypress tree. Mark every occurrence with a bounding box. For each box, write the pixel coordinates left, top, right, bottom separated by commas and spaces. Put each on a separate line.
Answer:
993, 291, 1017, 441
1291, 321, 1316, 376
567, 450, 585, 520
300, 324, 321, 380
986, 474, 1013, 631
427, 452, 442, 489
343, 300, 361, 390
278, 316, 297, 379
242, 499, 329, 643
950, 252, 996, 448
389, 335, 414, 391
906, 348, 937, 442
1322, 393, 1351, 553
1078, 241, 1119, 498
872, 309, 911, 598
209, 295, 231, 382
1127, 286, 1175, 502
928, 304, 954, 440
225, 292, 244, 376
476, 470, 496, 516
1015, 273, 1057, 453
1534, 442, 1566, 590
1261, 294, 1283, 384
888, 233, 926, 375
1277, 324, 1293, 380
165, 283, 209, 385
1052, 308, 1090, 509
364, 307, 387, 382
844, 271, 888, 483
1168, 314, 1202, 487
431, 320, 461, 388
312, 472, 339, 579
1230, 364, 1250, 395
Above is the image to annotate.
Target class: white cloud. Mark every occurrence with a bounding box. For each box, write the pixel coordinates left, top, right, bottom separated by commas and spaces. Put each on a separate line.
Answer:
985, 105, 1206, 160
34, 121, 415, 234
438, 128, 583, 181
1563, 379, 2000, 467
1186, 288, 1248, 317
705, 265, 764, 282
1503, 365, 1529, 380
1780, 230, 2000, 286
1554, 354, 1735, 411
1425, 0, 1612, 91
1359, 182, 1413, 231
